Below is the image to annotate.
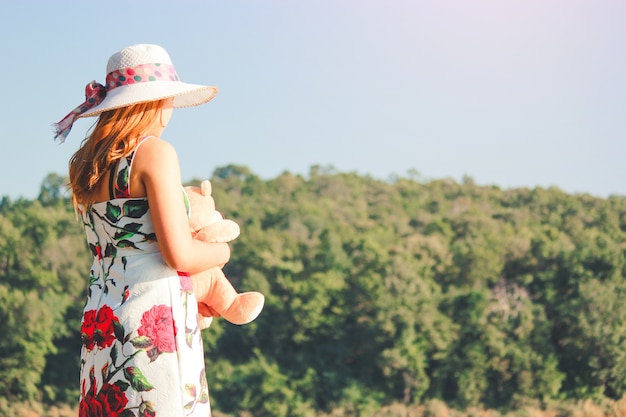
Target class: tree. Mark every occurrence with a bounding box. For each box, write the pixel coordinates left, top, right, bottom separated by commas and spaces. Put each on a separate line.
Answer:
38, 173, 70, 205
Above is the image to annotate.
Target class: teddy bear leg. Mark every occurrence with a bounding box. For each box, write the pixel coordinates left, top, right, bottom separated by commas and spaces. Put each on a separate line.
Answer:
222, 291, 265, 325
192, 268, 236, 329
206, 275, 265, 325
196, 303, 215, 330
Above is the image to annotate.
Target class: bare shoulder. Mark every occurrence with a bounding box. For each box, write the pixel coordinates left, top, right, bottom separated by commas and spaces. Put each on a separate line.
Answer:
133, 137, 180, 172
135, 136, 177, 160
132, 137, 182, 195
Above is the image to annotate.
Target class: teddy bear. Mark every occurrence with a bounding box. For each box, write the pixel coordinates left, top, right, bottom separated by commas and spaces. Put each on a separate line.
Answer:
184, 180, 264, 329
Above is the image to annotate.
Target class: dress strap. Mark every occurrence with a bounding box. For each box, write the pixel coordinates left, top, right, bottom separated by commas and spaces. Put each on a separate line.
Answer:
108, 164, 119, 199
108, 136, 155, 199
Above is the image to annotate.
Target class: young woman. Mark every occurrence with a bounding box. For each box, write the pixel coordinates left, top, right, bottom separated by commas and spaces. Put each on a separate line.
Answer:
54, 44, 229, 416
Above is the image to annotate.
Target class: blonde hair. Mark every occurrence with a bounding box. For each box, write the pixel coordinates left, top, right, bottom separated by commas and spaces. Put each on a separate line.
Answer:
68, 99, 167, 208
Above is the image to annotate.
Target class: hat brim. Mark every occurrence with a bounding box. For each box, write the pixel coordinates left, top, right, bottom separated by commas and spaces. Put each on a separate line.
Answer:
78, 81, 218, 118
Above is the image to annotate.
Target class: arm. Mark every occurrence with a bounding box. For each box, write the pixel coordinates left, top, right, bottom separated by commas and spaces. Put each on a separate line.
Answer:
132, 137, 230, 273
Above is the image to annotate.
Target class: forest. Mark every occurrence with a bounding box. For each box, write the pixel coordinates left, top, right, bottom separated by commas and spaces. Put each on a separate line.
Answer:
1, 166, 626, 417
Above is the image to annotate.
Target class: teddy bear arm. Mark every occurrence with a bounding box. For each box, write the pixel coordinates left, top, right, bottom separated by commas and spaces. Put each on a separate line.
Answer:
196, 219, 240, 243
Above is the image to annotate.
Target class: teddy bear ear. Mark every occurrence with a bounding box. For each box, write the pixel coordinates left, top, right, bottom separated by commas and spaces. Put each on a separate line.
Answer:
201, 180, 212, 196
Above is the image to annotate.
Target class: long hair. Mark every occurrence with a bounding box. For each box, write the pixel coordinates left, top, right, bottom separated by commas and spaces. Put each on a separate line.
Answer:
68, 99, 167, 208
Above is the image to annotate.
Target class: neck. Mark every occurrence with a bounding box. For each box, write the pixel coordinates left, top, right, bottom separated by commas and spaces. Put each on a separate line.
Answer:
143, 119, 167, 138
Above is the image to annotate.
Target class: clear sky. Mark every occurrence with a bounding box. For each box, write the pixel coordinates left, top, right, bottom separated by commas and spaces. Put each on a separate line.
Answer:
1, 0, 624, 200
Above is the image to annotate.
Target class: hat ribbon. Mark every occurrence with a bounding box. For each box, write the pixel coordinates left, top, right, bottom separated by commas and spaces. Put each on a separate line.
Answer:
53, 63, 180, 143
53, 81, 107, 143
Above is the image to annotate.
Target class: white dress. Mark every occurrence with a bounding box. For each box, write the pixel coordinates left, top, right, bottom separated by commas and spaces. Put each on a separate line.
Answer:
78, 139, 211, 416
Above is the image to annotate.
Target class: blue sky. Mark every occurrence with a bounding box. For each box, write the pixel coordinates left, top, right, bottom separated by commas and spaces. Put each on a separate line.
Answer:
1, 0, 624, 199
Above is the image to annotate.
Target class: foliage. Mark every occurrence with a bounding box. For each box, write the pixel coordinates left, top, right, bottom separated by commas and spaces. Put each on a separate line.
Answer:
1, 167, 625, 417
0, 193, 88, 405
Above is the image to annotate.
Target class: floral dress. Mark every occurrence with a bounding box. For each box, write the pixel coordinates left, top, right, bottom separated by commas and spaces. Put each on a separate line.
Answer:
78, 139, 211, 417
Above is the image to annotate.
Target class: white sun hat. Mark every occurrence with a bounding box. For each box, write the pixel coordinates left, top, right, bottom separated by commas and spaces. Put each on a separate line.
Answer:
54, 44, 218, 142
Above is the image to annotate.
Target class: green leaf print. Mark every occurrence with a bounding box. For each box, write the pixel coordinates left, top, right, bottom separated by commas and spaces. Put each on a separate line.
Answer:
87, 210, 95, 228
116, 165, 129, 193
119, 409, 135, 417
185, 383, 197, 398
88, 243, 98, 258
88, 273, 98, 287
123, 200, 149, 218
113, 321, 125, 343
110, 344, 118, 364
130, 335, 152, 349
105, 202, 122, 223
114, 222, 142, 241
104, 243, 117, 258
199, 389, 209, 403
114, 379, 130, 392
123, 366, 155, 392
199, 369, 209, 403
118, 240, 140, 250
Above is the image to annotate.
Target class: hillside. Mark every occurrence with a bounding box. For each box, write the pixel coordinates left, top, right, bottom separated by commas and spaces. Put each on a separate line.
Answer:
1, 166, 625, 416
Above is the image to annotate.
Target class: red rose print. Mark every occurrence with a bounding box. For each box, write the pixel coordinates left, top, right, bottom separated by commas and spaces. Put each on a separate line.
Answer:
79, 381, 103, 417
81, 306, 119, 351
81, 310, 97, 351
79, 382, 128, 417
139, 399, 157, 417
79, 395, 103, 417
98, 382, 129, 417
122, 285, 130, 304
94, 306, 117, 349
137, 304, 177, 356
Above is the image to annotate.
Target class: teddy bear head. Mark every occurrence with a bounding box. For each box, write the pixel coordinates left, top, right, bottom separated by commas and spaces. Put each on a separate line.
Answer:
186, 180, 218, 235
184, 180, 240, 243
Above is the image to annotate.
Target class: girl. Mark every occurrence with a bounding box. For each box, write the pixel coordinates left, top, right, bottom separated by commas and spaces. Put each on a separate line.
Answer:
54, 44, 227, 416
